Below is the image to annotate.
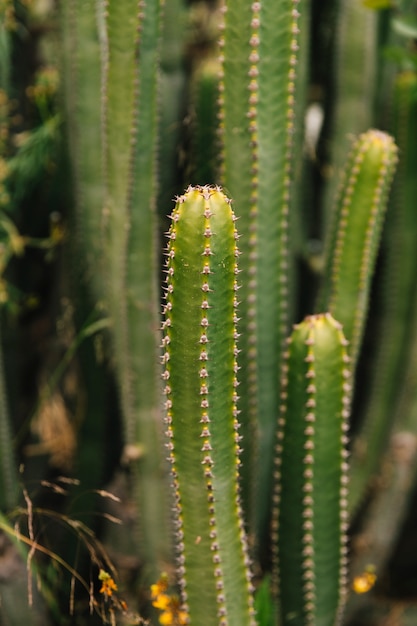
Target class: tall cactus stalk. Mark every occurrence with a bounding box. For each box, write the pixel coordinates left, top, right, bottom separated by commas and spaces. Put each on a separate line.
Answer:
162, 185, 256, 626
59, 0, 169, 575
317, 129, 398, 376
59, 0, 105, 297
272, 313, 350, 626
218, 0, 310, 548
349, 72, 417, 512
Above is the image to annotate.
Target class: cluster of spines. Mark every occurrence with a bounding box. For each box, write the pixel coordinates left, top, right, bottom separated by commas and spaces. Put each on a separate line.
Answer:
162, 186, 256, 625
272, 313, 350, 625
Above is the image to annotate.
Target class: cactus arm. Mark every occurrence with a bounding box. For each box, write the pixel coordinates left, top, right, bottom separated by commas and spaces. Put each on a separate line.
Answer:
59, 0, 105, 294
123, 0, 170, 573
217, 0, 258, 536
60, 0, 169, 575
190, 57, 220, 186
102, 0, 169, 573
219, 0, 309, 545
316, 129, 398, 374
100, 0, 139, 348
349, 72, 417, 512
323, 0, 378, 223
163, 186, 255, 625
158, 0, 187, 214
272, 313, 350, 626
250, 0, 308, 543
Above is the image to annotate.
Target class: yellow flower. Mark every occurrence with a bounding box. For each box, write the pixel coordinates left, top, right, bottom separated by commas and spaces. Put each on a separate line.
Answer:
151, 574, 169, 600
352, 566, 377, 594
152, 593, 171, 611
151, 576, 188, 625
98, 570, 118, 597
159, 605, 189, 625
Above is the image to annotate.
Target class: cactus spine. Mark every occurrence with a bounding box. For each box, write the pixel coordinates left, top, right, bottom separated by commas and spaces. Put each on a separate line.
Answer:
272, 313, 350, 626
317, 129, 398, 375
162, 185, 255, 626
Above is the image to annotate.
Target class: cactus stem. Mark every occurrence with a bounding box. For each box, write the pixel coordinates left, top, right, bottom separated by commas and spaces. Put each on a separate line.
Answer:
272, 313, 350, 626
163, 185, 255, 625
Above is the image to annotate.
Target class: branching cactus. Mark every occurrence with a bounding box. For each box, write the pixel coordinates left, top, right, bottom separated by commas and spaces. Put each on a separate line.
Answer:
272, 313, 350, 626
162, 185, 256, 626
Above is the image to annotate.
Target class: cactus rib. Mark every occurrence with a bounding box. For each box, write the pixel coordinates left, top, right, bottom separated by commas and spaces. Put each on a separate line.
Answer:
162, 185, 255, 626
272, 313, 350, 626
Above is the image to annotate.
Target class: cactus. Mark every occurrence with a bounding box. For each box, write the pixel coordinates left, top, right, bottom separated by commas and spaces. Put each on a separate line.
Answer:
162, 185, 256, 626
345, 72, 417, 510
322, 0, 378, 224
59, 0, 169, 577
316, 129, 398, 376
218, 0, 310, 548
272, 313, 350, 626
4, 1, 417, 625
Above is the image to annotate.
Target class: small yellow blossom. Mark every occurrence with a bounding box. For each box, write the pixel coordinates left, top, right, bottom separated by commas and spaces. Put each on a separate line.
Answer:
352, 566, 377, 594
152, 593, 171, 611
151, 575, 188, 625
98, 569, 118, 597
151, 573, 169, 600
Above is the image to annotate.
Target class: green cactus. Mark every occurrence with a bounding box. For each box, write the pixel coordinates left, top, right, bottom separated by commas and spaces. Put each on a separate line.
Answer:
348, 72, 417, 512
218, 0, 310, 549
59, 0, 169, 576
323, 0, 378, 223
272, 313, 350, 626
317, 129, 398, 376
162, 185, 256, 626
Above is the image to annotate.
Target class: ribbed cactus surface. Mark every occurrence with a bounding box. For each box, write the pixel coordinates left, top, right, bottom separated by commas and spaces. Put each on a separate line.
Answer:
272, 313, 350, 626
218, 0, 309, 547
162, 185, 255, 625
317, 129, 398, 374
